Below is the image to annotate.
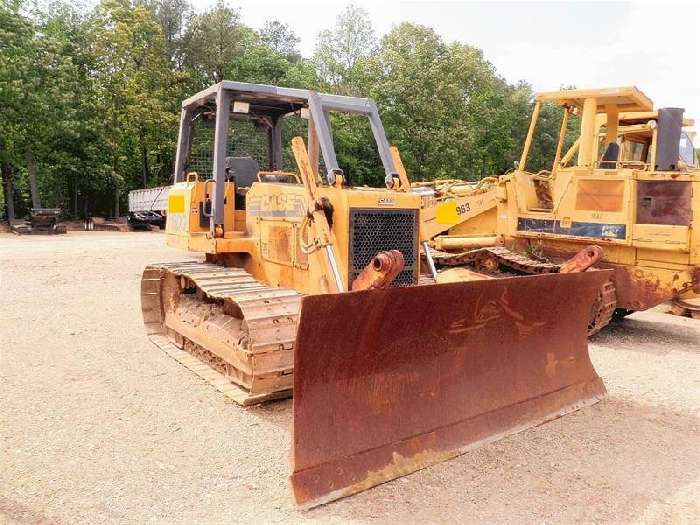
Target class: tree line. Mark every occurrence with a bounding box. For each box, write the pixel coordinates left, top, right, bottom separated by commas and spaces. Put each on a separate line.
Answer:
0, 0, 566, 220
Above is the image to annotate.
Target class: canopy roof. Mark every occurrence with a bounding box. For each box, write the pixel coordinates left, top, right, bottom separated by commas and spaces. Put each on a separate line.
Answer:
535, 86, 653, 113
617, 111, 694, 127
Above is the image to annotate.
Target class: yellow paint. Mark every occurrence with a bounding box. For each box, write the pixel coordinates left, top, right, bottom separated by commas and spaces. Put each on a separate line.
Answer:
416, 179, 499, 242
165, 179, 234, 246
389, 146, 410, 191
519, 101, 541, 171
163, 85, 699, 314
168, 194, 185, 213
447, 207, 497, 236
577, 97, 598, 167
440, 85, 700, 311
435, 200, 459, 225
433, 235, 498, 251
436, 267, 493, 283
164, 138, 423, 294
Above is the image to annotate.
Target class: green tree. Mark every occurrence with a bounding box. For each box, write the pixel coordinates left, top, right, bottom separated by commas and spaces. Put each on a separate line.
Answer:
149, 0, 191, 70
368, 23, 456, 180
33, 3, 112, 216
313, 4, 376, 94
1, 1, 112, 218
366, 23, 542, 182
260, 20, 300, 59
0, 0, 583, 221
0, 0, 34, 219
94, 0, 178, 198
182, 0, 246, 85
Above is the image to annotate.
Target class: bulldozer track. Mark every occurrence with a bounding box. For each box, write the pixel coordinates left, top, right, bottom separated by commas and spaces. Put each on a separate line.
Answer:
430, 246, 560, 274
670, 297, 700, 319
141, 261, 301, 405
429, 246, 616, 335
588, 280, 617, 336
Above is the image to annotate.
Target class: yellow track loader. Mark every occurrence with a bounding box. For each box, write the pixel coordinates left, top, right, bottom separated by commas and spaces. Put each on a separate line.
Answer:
140, 82, 610, 506
426, 86, 700, 327
413, 177, 500, 250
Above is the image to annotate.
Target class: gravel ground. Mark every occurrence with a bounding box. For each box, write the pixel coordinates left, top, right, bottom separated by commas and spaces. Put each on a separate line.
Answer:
1, 231, 698, 525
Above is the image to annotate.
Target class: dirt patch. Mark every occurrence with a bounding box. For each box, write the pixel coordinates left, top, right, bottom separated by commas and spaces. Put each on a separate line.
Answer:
1, 232, 698, 524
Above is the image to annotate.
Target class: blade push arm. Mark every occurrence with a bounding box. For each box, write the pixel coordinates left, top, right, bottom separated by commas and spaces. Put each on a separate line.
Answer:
292, 136, 345, 292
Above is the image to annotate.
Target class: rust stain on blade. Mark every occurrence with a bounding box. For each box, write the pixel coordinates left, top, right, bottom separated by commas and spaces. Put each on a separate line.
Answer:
300, 391, 604, 509
291, 270, 612, 507
303, 449, 458, 509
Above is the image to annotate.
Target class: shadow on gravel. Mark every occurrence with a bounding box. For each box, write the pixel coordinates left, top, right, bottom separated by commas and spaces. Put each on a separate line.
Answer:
301, 396, 700, 524
0, 496, 62, 525
244, 398, 293, 431
592, 317, 700, 353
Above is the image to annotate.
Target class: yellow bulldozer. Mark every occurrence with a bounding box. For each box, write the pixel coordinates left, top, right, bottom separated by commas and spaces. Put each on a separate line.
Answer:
140, 81, 610, 506
425, 86, 700, 328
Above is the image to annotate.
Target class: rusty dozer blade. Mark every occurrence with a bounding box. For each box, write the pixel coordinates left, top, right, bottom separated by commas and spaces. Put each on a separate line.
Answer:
291, 269, 612, 507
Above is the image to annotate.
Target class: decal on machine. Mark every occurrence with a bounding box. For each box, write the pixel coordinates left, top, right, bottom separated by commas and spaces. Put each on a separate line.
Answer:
517, 217, 626, 240
167, 213, 188, 232
168, 194, 185, 214
420, 194, 436, 210
248, 194, 306, 218
435, 200, 458, 225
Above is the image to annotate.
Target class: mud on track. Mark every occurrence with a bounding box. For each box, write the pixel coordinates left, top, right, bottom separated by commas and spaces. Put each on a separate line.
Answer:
1, 232, 698, 524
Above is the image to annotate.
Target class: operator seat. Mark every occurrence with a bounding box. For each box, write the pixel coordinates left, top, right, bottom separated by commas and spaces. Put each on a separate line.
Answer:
225, 156, 260, 187
600, 143, 620, 169
226, 156, 260, 209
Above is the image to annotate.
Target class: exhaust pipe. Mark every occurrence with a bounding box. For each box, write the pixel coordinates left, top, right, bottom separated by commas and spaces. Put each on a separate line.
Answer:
656, 108, 684, 171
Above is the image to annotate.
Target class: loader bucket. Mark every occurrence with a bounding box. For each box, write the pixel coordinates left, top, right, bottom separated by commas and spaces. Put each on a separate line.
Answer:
291, 270, 611, 507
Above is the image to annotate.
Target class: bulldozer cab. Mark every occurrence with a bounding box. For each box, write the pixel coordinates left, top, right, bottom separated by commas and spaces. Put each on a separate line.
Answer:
511, 87, 697, 232
165, 82, 420, 293
593, 112, 698, 170
514, 87, 656, 211
170, 81, 405, 222
496, 86, 699, 311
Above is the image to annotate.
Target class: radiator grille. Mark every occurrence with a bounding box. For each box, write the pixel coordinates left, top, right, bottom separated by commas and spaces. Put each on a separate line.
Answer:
349, 208, 419, 287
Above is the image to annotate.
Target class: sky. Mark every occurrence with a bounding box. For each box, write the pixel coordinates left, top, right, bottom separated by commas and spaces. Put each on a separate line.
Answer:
190, 0, 700, 131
